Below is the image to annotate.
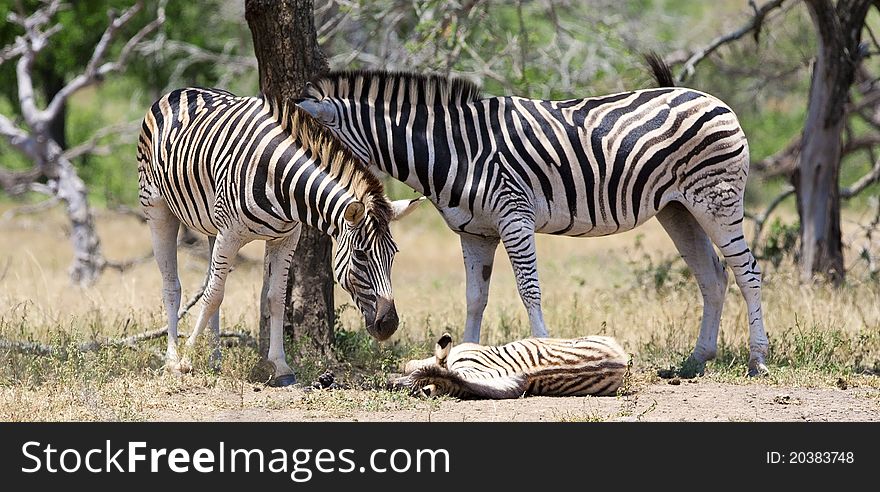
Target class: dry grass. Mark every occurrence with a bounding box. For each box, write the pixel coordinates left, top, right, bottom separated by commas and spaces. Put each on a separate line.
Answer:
1, 202, 879, 420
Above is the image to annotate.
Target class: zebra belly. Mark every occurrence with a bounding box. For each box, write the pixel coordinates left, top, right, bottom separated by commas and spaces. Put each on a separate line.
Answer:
534, 205, 663, 237
436, 205, 499, 236
148, 168, 222, 236
526, 372, 622, 396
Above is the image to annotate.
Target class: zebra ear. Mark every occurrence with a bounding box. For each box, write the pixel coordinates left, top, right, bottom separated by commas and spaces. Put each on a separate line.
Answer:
343, 201, 366, 226
296, 99, 330, 122
389, 196, 426, 221
303, 81, 318, 96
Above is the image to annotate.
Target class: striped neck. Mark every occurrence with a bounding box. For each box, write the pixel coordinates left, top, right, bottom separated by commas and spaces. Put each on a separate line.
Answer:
307, 71, 484, 199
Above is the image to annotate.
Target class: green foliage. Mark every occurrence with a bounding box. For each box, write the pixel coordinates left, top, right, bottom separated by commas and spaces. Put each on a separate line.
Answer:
129, 1, 255, 92
331, 327, 412, 388
0, 1, 253, 109
759, 218, 800, 269
322, 0, 648, 99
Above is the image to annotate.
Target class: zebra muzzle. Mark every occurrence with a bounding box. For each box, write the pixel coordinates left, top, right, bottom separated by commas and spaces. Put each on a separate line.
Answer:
369, 297, 398, 341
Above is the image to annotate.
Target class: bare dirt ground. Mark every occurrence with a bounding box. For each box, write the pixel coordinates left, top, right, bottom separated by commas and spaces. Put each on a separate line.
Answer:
147, 379, 880, 422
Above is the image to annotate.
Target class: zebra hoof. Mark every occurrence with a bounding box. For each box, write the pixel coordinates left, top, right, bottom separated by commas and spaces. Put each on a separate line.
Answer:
678, 357, 707, 379
747, 362, 770, 378
270, 374, 297, 387
171, 358, 192, 374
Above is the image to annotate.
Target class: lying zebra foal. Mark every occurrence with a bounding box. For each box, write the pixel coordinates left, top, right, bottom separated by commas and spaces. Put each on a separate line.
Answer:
391, 333, 630, 399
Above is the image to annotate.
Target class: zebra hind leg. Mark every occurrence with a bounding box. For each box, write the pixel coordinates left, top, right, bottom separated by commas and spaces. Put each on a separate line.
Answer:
691, 209, 770, 377
207, 236, 221, 371
143, 200, 184, 374
656, 203, 728, 377
182, 231, 246, 372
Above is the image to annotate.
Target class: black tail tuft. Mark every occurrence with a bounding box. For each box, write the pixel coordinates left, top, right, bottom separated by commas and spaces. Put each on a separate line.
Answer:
643, 51, 675, 87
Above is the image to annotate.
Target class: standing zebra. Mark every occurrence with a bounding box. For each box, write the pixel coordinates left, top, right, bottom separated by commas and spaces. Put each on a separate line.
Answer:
138, 87, 421, 384
296, 62, 770, 376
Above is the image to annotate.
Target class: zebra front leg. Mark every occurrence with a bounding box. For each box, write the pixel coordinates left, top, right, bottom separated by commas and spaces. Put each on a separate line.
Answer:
264, 226, 301, 386
499, 219, 548, 338
144, 202, 184, 373
460, 233, 500, 343
181, 231, 245, 372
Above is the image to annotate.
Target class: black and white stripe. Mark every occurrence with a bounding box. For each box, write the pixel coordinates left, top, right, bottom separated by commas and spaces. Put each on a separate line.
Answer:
298, 65, 769, 376
393, 333, 630, 399
137, 87, 411, 382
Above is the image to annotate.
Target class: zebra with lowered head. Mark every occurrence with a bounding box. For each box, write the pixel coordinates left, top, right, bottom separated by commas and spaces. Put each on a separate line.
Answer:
296, 58, 770, 376
138, 87, 422, 385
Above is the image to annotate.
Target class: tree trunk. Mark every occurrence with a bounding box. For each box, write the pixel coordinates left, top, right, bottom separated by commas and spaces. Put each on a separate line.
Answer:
244, 0, 334, 359
795, 0, 871, 284
44, 141, 105, 285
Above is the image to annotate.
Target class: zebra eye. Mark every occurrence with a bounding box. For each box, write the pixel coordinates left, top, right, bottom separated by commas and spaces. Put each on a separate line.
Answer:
353, 250, 368, 262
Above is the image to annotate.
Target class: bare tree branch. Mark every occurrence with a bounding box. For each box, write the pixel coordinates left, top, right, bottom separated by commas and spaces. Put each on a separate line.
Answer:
676, 0, 789, 84
62, 121, 141, 161
0, 162, 42, 196
0, 113, 33, 156
841, 156, 880, 199
753, 125, 880, 179
42, 1, 166, 123
1, 196, 59, 221
0, 40, 25, 66
10, 1, 65, 126
752, 135, 801, 176
160, 40, 257, 70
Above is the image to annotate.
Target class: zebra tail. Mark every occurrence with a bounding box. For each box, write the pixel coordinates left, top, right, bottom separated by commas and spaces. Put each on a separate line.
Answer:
643, 51, 675, 87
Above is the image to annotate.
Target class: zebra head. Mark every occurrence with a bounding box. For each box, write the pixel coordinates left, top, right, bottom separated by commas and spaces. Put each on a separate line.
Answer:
390, 332, 457, 397
297, 83, 373, 164
333, 197, 424, 341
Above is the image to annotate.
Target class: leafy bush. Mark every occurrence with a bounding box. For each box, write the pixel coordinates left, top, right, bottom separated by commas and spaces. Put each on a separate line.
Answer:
759, 218, 799, 269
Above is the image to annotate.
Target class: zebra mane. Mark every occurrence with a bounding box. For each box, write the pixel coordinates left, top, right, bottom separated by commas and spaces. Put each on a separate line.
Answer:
308, 70, 483, 106
263, 96, 391, 224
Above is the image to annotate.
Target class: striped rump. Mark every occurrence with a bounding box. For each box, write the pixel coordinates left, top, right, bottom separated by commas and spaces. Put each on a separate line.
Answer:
391, 333, 631, 399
